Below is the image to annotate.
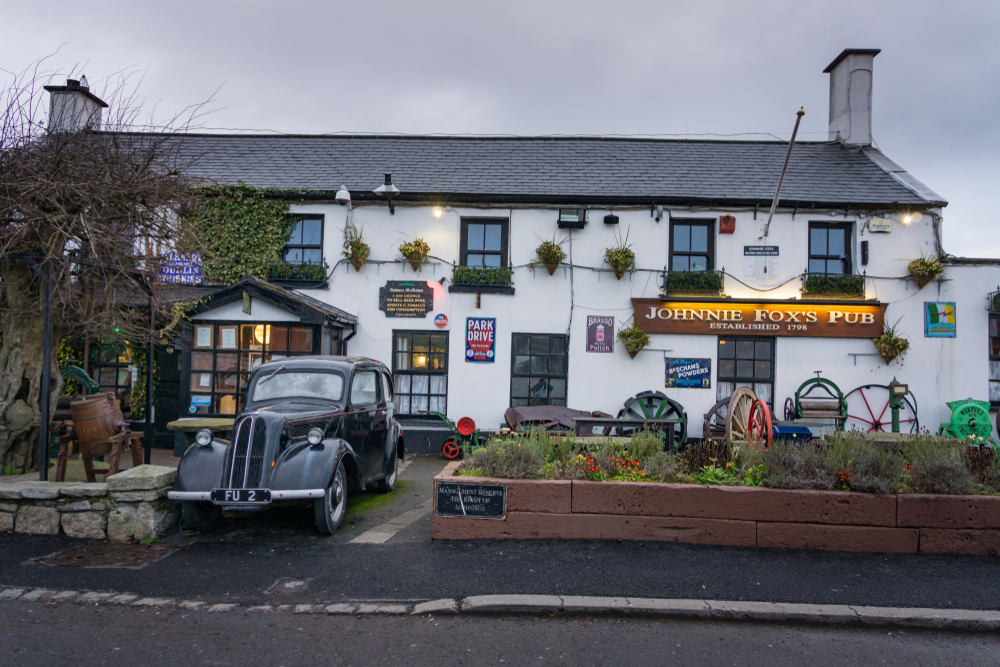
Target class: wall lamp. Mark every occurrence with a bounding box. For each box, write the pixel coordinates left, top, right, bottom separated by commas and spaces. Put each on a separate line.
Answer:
373, 173, 400, 214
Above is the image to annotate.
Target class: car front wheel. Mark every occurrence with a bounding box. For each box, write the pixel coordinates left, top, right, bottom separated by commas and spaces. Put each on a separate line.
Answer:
181, 501, 221, 533
377, 444, 398, 493
315, 460, 347, 535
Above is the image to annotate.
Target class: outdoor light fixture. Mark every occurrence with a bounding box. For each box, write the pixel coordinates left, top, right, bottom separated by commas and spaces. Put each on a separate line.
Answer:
373, 173, 400, 215
557, 208, 587, 229
433, 207, 443, 218
438, 276, 446, 285
604, 213, 620, 225
903, 214, 912, 224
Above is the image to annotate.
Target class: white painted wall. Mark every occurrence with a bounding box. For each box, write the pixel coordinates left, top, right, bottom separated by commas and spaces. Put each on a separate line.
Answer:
281, 201, 997, 442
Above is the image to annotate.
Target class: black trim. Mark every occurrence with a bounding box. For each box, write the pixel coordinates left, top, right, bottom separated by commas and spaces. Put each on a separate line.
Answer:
282, 214, 325, 265
669, 218, 716, 272
448, 285, 515, 295
189, 277, 356, 328
808, 221, 854, 275
459, 217, 509, 268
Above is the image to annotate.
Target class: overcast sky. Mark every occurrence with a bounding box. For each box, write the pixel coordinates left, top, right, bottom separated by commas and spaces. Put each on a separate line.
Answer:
5, 0, 998, 257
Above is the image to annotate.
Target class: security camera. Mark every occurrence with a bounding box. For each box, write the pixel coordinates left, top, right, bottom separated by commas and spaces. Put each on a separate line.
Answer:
335, 185, 351, 207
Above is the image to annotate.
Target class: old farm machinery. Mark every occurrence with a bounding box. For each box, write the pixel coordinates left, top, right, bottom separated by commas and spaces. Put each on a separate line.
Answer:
783, 373, 848, 430
843, 382, 919, 433
938, 398, 997, 446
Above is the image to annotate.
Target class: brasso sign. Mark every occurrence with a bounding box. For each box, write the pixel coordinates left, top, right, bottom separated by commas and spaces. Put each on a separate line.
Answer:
632, 298, 886, 338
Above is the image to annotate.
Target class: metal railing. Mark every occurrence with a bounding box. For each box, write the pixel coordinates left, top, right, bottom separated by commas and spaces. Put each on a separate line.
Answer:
451, 266, 513, 287
265, 259, 328, 283
662, 270, 724, 294
802, 272, 866, 297
990, 287, 1000, 314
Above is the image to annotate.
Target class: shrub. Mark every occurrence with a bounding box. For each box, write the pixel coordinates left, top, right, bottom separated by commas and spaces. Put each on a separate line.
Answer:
804, 273, 865, 296
759, 441, 838, 490
624, 429, 665, 463
664, 271, 723, 293
680, 439, 732, 474
904, 437, 975, 494
643, 452, 686, 483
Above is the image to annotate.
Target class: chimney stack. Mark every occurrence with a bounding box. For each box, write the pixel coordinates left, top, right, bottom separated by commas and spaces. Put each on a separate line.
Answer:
43, 77, 109, 133
824, 49, 880, 146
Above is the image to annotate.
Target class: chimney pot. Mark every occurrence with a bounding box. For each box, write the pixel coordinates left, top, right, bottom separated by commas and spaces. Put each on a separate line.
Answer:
824, 48, 880, 145
43, 76, 108, 133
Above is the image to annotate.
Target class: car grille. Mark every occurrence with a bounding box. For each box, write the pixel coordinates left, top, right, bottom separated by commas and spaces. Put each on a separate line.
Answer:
226, 416, 268, 489
286, 418, 330, 441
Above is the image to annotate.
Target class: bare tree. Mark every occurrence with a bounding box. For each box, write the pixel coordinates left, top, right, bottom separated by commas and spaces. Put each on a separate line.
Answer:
0, 60, 207, 471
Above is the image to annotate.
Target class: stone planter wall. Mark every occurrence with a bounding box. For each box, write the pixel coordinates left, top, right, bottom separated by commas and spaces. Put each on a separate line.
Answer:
0, 465, 179, 542
432, 462, 1000, 555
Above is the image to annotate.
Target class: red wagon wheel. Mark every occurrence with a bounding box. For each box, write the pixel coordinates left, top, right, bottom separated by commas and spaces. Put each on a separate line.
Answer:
844, 384, 920, 433
748, 399, 773, 451
442, 441, 461, 459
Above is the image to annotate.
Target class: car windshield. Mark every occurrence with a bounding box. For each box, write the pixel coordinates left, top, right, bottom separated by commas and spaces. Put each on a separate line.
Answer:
251, 371, 344, 403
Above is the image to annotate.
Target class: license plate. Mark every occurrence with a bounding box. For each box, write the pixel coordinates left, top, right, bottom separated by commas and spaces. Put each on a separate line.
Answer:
211, 489, 271, 504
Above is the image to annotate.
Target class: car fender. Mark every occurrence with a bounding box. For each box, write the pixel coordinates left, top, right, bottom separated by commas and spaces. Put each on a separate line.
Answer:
392, 421, 405, 460
174, 440, 228, 492
270, 438, 364, 492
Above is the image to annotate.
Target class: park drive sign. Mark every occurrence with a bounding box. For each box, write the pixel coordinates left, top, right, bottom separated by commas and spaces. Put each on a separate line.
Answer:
632, 298, 886, 338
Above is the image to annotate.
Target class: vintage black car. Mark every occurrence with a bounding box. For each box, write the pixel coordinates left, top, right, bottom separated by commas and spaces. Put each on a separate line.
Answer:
168, 357, 403, 534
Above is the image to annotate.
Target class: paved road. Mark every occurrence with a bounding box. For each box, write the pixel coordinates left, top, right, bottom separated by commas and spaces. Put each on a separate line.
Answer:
2, 456, 1000, 611
4, 600, 999, 667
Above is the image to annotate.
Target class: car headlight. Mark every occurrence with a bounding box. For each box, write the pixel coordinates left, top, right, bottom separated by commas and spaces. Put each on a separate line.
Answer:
307, 428, 324, 445
195, 429, 213, 446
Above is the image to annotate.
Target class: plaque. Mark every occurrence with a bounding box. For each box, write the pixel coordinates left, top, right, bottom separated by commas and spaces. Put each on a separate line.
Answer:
435, 482, 507, 519
379, 281, 434, 318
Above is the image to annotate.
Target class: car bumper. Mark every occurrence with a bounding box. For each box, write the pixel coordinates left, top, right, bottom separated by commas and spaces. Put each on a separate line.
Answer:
167, 489, 326, 501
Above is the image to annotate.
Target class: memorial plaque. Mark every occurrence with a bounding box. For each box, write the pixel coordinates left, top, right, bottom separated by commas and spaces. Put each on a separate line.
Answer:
379, 281, 434, 318
435, 482, 507, 519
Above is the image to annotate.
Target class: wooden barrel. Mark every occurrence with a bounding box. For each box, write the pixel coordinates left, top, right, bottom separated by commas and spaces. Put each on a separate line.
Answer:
70, 392, 125, 445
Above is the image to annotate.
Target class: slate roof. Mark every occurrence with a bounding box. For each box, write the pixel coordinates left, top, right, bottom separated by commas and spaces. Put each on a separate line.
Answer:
159, 133, 945, 208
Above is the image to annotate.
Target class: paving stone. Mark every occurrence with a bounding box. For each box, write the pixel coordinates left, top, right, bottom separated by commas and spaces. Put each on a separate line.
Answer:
411, 599, 458, 615
248, 605, 274, 613
626, 598, 712, 617
49, 591, 79, 602
0, 588, 25, 600
707, 600, 859, 623
325, 604, 357, 615
106, 465, 176, 491
355, 603, 410, 615
78, 592, 116, 603
107, 594, 139, 605
461, 595, 563, 614
207, 604, 238, 612
131, 597, 175, 607
15, 506, 59, 534
560, 596, 631, 614
275, 605, 291, 612
61, 512, 107, 539
20, 589, 55, 602
178, 601, 205, 610
294, 604, 320, 614
851, 605, 1000, 630
60, 483, 109, 498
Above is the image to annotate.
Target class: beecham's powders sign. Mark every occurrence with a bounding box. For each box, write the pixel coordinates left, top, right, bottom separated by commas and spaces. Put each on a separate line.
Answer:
632, 298, 886, 338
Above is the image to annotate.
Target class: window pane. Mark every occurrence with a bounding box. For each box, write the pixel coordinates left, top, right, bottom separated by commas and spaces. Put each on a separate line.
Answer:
190, 373, 212, 392
398, 395, 411, 414
289, 328, 312, 352
550, 337, 566, 355
736, 341, 755, 359
192, 352, 214, 371
826, 259, 844, 275
809, 259, 827, 274
100, 348, 119, 363
412, 352, 428, 369
690, 256, 707, 272
549, 378, 566, 399
467, 254, 485, 267
350, 371, 378, 405
395, 335, 411, 352
511, 377, 529, 398
531, 336, 549, 355
412, 334, 430, 352
287, 221, 303, 245
529, 377, 549, 398
736, 360, 754, 378
429, 354, 446, 371
989, 318, 998, 337
673, 255, 689, 272
303, 249, 322, 265
430, 376, 447, 395
754, 383, 773, 404
395, 375, 411, 394
992, 338, 1000, 357
719, 359, 735, 378
511, 398, 528, 408
690, 225, 708, 253
991, 360, 1000, 381
411, 375, 429, 395
718, 340, 735, 359
530, 356, 548, 374
431, 335, 448, 353
216, 395, 238, 415
828, 229, 846, 256
549, 356, 567, 375
241, 325, 261, 350
513, 336, 530, 355
674, 225, 690, 252
412, 395, 429, 413
484, 224, 502, 251
216, 353, 238, 372
301, 219, 322, 246
754, 360, 771, 380
990, 381, 1000, 402
513, 355, 530, 374
755, 342, 771, 359
269, 327, 288, 352
216, 373, 239, 392
484, 254, 502, 267
810, 228, 827, 255
467, 223, 484, 251
285, 248, 302, 263
429, 396, 446, 413
395, 352, 410, 371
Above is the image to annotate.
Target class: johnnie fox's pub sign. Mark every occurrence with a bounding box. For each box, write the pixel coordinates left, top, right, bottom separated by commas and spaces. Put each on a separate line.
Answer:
632, 298, 886, 338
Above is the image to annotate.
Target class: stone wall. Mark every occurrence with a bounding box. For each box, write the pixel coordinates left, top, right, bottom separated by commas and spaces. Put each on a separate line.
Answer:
0, 465, 179, 542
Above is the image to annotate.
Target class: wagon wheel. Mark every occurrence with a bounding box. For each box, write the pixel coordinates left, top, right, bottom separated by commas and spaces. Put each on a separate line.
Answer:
748, 399, 773, 451
702, 396, 731, 441
724, 386, 757, 444
783, 397, 795, 421
617, 390, 688, 445
843, 384, 919, 434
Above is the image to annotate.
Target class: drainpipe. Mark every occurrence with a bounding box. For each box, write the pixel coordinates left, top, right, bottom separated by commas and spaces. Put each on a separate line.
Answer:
341, 323, 358, 355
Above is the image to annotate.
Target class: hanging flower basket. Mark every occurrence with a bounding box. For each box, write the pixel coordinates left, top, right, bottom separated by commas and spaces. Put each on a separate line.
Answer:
604, 229, 635, 280
342, 224, 370, 272
535, 238, 566, 275
873, 322, 910, 365
399, 238, 430, 272
618, 321, 650, 359
907, 255, 943, 289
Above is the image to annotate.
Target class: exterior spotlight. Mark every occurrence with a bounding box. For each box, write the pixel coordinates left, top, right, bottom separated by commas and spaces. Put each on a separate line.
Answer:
902, 214, 912, 224
433, 207, 443, 218
374, 173, 400, 214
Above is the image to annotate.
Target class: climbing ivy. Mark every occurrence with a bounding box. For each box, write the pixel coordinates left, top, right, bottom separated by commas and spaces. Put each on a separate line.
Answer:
128, 344, 159, 420
189, 182, 300, 285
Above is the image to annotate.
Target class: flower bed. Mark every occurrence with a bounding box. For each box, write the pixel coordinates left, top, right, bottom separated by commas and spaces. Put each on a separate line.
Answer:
433, 431, 1000, 554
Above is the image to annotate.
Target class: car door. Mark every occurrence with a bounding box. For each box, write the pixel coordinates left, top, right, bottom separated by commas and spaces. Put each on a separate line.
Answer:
369, 372, 391, 478
347, 368, 379, 480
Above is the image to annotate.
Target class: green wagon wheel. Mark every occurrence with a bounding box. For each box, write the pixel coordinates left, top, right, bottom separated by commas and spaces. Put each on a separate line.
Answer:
617, 391, 688, 445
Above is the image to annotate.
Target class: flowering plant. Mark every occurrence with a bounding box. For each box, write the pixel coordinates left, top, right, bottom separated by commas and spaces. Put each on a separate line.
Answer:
342, 224, 370, 271
873, 320, 910, 365
535, 238, 566, 275
617, 320, 650, 359
907, 254, 943, 289
398, 237, 430, 272
603, 228, 635, 279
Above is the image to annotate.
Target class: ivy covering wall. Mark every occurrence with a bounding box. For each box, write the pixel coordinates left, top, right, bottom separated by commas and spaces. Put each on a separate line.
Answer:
189, 182, 298, 285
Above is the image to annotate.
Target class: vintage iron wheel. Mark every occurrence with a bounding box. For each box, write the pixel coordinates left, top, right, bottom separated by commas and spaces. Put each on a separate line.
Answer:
748, 398, 773, 450
616, 390, 688, 445
843, 384, 920, 433
442, 441, 461, 459
724, 386, 758, 444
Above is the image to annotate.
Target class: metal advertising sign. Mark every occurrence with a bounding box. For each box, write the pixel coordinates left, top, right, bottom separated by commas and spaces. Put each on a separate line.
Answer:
465, 317, 496, 363
586, 316, 614, 353
743, 246, 780, 281
632, 298, 886, 339
924, 302, 956, 338
435, 482, 507, 519
378, 281, 434, 318
434, 313, 449, 328
666, 358, 712, 388
868, 218, 893, 233
159, 253, 202, 285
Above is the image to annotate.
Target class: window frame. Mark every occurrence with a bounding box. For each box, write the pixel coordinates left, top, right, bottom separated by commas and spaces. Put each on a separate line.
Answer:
460, 217, 510, 268
668, 219, 715, 272
391, 330, 449, 416
283, 214, 325, 266
990, 314, 1000, 408
716, 336, 776, 408
808, 221, 853, 275
510, 333, 569, 408
89, 344, 133, 408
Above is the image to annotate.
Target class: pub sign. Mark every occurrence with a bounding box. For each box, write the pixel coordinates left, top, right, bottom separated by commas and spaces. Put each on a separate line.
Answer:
666, 358, 712, 388
586, 316, 614, 353
379, 281, 434, 318
924, 302, 956, 338
465, 317, 496, 363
